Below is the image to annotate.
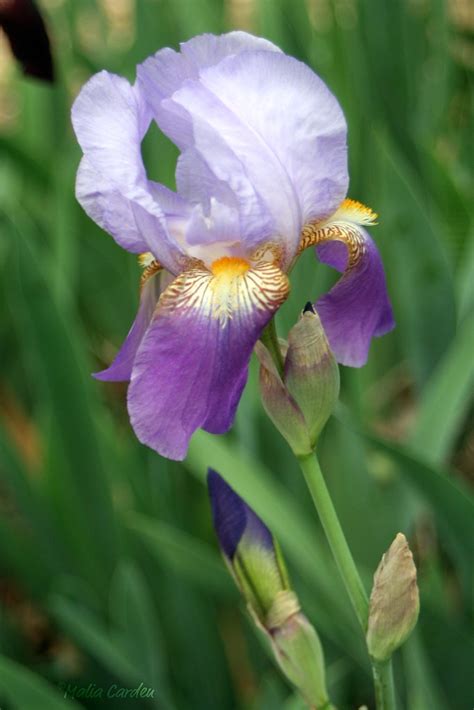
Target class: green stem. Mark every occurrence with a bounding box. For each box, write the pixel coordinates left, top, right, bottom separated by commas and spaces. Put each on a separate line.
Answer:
297, 452, 369, 630
298, 452, 397, 710
260, 318, 285, 378
260, 317, 396, 709
372, 660, 396, 710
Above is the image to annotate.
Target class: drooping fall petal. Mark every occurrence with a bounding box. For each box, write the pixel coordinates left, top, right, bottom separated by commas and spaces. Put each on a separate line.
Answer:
128, 259, 289, 459
94, 269, 171, 382
315, 227, 394, 366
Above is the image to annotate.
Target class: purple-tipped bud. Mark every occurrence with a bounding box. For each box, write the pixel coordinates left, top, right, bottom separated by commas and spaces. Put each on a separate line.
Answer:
207, 469, 331, 708
256, 308, 339, 455
208, 468, 273, 560
207, 469, 288, 620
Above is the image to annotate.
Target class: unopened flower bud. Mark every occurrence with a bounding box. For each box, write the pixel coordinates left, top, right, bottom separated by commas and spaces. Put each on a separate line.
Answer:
285, 306, 340, 446
366, 533, 420, 662
207, 469, 331, 708
207, 468, 289, 621
254, 340, 313, 457
256, 307, 339, 454
271, 610, 330, 709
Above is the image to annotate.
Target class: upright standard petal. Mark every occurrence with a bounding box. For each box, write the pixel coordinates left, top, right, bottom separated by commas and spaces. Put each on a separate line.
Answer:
72, 71, 184, 272
180, 31, 280, 68
137, 31, 280, 150
128, 258, 289, 460
168, 50, 348, 261
176, 143, 275, 254
195, 51, 348, 225
300, 200, 395, 366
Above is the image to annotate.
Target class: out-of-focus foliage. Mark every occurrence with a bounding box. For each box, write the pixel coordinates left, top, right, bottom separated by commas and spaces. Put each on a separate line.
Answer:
0, 1, 472, 708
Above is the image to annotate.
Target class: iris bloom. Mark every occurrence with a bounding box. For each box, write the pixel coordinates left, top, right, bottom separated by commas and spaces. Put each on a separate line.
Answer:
72, 32, 394, 460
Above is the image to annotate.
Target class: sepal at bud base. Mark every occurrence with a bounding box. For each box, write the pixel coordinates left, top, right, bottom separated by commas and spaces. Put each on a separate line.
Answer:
207, 469, 331, 708
256, 308, 339, 454
270, 610, 330, 709
367, 533, 420, 662
255, 340, 312, 457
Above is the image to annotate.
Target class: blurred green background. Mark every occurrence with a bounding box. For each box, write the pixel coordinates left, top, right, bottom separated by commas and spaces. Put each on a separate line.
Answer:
0, 0, 473, 708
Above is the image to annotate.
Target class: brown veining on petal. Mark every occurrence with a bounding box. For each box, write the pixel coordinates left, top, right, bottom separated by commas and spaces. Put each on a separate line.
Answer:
139, 257, 163, 289
155, 258, 290, 327
296, 198, 377, 272
138, 252, 201, 290
250, 241, 284, 267
297, 221, 366, 271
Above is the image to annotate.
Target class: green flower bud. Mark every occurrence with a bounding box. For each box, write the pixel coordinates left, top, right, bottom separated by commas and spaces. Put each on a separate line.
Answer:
233, 537, 290, 625
256, 307, 339, 455
367, 533, 420, 662
270, 609, 330, 710
255, 339, 313, 457
285, 307, 340, 446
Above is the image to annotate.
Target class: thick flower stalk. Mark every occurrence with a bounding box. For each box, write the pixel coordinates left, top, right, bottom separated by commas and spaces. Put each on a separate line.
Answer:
208, 469, 333, 709
72, 31, 394, 460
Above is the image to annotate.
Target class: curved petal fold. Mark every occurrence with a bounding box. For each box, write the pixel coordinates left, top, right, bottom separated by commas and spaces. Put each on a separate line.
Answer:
180, 32, 280, 67
167, 50, 348, 261
128, 260, 289, 459
72, 71, 150, 186
136, 32, 280, 150
76, 156, 148, 254
176, 145, 274, 253
72, 71, 184, 272
314, 225, 394, 367
195, 51, 348, 226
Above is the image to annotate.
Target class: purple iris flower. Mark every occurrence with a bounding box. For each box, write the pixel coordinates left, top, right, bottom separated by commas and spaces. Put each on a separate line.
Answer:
72, 32, 394, 460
